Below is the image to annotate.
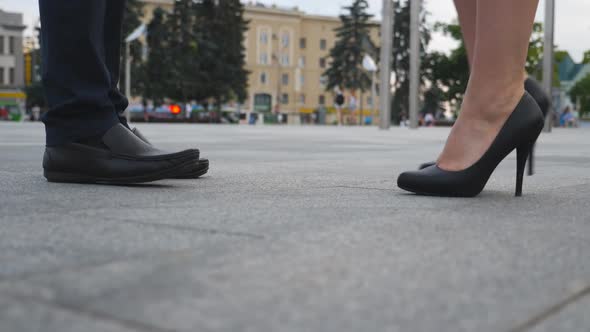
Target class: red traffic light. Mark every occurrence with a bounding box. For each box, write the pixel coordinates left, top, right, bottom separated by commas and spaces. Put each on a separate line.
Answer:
169, 104, 181, 115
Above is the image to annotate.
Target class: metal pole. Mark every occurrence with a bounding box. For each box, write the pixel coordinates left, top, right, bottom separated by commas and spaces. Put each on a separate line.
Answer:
379, 0, 393, 130
125, 42, 132, 123
371, 70, 377, 124
542, 0, 555, 133
409, 0, 421, 129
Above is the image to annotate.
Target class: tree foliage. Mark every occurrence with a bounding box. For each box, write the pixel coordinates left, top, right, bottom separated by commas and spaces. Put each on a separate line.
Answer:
128, 0, 249, 108
324, 0, 375, 93
430, 22, 469, 113
121, 0, 144, 94
390, 0, 434, 122
140, 7, 170, 105
526, 22, 544, 77
194, 0, 249, 107
569, 73, 590, 116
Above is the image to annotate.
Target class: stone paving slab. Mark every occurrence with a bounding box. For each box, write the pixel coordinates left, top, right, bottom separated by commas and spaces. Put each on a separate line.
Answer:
0, 293, 142, 332
0, 122, 589, 332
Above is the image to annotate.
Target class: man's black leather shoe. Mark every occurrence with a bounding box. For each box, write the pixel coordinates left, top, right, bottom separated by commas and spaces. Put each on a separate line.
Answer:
131, 127, 209, 179
43, 124, 200, 184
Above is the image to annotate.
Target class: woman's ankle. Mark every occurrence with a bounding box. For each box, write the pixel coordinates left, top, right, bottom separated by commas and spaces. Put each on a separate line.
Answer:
461, 83, 525, 122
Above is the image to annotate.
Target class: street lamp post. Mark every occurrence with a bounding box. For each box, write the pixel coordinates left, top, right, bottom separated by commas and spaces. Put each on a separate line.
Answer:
379, 0, 393, 130
542, 0, 555, 133
123, 24, 147, 124
408, 0, 421, 129
125, 42, 132, 123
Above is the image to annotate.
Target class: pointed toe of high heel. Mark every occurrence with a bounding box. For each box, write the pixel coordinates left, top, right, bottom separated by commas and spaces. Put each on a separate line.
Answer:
397, 170, 421, 194
397, 165, 484, 197
397, 166, 440, 196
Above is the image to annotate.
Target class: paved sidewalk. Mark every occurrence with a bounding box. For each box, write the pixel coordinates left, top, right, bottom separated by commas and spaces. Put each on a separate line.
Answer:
1, 122, 589, 332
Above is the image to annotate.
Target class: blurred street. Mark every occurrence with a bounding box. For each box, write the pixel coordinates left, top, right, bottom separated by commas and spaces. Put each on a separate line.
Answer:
1, 121, 589, 332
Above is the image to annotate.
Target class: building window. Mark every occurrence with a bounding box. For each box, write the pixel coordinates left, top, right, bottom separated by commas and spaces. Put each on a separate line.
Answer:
0, 36, 4, 54
281, 93, 289, 104
298, 56, 305, 68
8, 36, 14, 55
320, 39, 327, 50
319, 58, 326, 69
0, 68, 4, 85
280, 54, 290, 66
319, 75, 328, 88
9, 68, 14, 85
300, 38, 306, 49
299, 94, 306, 104
259, 53, 269, 65
260, 30, 269, 45
260, 72, 267, 84
281, 32, 290, 48
319, 95, 326, 105
299, 73, 304, 86
282, 73, 289, 86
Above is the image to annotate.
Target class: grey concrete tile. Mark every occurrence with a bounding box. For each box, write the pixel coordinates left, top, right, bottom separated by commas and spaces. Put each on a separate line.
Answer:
1, 122, 589, 332
529, 294, 590, 332
0, 293, 141, 332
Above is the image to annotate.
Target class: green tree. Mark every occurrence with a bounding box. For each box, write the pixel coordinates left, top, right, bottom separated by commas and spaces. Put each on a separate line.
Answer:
569, 73, 590, 116
390, 0, 433, 123
121, 0, 145, 95
526, 22, 544, 77
166, 0, 201, 104
194, 0, 250, 109
582, 51, 590, 64
324, 0, 375, 94
430, 22, 469, 113
141, 7, 170, 106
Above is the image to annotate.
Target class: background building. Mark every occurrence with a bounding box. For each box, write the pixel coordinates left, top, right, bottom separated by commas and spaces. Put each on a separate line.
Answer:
0, 9, 26, 119
138, 0, 380, 123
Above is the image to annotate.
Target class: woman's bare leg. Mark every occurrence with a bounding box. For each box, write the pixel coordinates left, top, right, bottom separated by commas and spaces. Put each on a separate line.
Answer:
454, 0, 476, 66
454, 0, 530, 84
436, 0, 540, 171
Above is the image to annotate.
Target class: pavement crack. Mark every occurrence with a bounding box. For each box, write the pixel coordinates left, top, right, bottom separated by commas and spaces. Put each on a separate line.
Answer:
320, 185, 396, 191
508, 283, 590, 332
115, 218, 266, 240
5, 292, 177, 332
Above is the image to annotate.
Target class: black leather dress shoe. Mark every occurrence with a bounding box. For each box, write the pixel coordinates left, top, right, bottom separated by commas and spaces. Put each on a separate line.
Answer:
43, 124, 200, 184
131, 127, 209, 179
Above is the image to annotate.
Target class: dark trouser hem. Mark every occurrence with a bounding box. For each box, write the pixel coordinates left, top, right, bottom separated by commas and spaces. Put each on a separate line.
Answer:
118, 114, 130, 129
44, 107, 120, 146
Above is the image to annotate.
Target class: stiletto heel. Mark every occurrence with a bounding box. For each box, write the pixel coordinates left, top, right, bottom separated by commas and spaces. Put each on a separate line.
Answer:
527, 143, 535, 176
398, 92, 545, 197
516, 141, 533, 197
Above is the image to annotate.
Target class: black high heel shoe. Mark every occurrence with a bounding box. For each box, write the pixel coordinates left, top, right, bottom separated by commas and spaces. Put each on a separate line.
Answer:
398, 92, 544, 197
418, 77, 550, 176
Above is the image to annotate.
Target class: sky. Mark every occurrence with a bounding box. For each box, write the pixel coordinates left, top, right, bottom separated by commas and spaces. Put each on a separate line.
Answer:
1, 0, 588, 62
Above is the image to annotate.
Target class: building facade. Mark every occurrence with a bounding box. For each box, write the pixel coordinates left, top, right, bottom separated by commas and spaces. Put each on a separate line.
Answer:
0, 9, 26, 116
138, 1, 380, 122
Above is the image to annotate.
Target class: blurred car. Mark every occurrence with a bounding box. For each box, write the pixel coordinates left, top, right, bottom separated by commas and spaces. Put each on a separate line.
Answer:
128, 104, 186, 122
0, 105, 23, 121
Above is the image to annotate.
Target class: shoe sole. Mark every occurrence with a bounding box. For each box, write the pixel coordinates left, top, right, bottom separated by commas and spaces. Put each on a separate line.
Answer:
397, 183, 478, 198
44, 159, 195, 185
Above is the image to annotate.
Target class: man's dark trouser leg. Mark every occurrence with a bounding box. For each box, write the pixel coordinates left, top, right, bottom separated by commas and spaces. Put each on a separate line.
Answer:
104, 0, 130, 128
40, 0, 119, 146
